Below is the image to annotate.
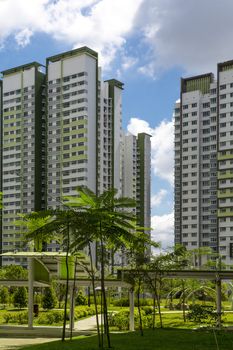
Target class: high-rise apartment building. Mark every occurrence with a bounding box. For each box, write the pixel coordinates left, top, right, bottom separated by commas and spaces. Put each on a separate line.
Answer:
0, 47, 151, 266
122, 132, 151, 245
46, 48, 123, 208
175, 60, 233, 266
1, 62, 46, 266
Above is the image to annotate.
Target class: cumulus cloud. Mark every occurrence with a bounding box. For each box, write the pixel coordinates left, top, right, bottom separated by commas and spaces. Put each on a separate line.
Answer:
0, 0, 143, 69
151, 212, 174, 248
136, 0, 233, 77
151, 189, 168, 208
127, 117, 174, 185
15, 28, 33, 48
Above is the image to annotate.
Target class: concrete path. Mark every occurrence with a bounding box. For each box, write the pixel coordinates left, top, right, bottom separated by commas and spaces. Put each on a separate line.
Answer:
74, 314, 102, 331
0, 315, 100, 349
0, 338, 58, 350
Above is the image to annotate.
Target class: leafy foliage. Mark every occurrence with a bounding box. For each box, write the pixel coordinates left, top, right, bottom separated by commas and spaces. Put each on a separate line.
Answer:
13, 287, 27, 309
42, 287, 58, 310
187, 304, 219, 326
0, 287, 9, 305
75, 290, 87, 306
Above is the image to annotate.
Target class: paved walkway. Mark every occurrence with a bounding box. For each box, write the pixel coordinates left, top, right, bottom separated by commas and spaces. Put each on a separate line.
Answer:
0, 315, 100, 349
0, 338, 58, 350
74, 314, 102, 331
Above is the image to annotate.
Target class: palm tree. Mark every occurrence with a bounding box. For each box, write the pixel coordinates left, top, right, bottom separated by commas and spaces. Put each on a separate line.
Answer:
64, 186, 138, 349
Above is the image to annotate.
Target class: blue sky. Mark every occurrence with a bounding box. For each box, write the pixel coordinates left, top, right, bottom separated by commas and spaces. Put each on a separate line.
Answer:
1, 0, 233, 248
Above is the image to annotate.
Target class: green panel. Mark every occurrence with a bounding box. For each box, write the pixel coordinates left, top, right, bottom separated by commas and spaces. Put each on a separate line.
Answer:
218, 171, 233, 179
62, 146, 87, 153
3, 118, 18, 124
62, 145, 87, 153
59, 256, 75, 279
218, 209, 233, 217
185, 76, 212, 94
3, 134, 20, 140
3, 126, 19, 131
62, 154, 87, 161
3, 110, 22, 117
34, 259, 50, 283
69, 119, 88, 126
218, 152, 233, 160
64, 128, 87, 136
62, 137, 87, 145
218, 190, 233, 198
221, 64, 233, 71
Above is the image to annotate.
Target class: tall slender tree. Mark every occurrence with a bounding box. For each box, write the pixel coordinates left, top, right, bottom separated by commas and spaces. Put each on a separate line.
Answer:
64, 186, 139, 348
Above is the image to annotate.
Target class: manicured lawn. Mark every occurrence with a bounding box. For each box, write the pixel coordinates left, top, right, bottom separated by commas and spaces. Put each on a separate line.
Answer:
18, 329, 233, 350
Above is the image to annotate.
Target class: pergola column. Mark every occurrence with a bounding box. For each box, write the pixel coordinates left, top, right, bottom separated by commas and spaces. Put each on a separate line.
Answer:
28, 257, 34, 329
216, 275, 222, 328
129, 288, 134, 331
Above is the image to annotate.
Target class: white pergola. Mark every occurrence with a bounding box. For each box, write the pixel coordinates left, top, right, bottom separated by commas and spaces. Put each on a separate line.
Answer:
118, 268, 233, 327
1, 252, 231, 332
0, 252, 133, 332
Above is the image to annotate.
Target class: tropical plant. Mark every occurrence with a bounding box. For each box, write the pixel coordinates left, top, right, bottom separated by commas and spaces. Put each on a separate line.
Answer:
13, 287, 27, 309
42, 287, 58, 310
0, 287, 9, 307
64, 186, 142, 348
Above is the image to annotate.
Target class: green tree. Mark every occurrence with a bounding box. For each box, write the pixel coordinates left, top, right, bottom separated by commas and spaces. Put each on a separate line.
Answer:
13, 287, 27, 309
0, 287, 9, 308
76, 290, 87, 306
3, 265, 28, 280
65, 186, 140, 348
42, 287, 58, 310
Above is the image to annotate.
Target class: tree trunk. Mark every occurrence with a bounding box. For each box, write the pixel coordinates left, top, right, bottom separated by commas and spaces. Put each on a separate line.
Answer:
100, 234, 111, 348
137, 277, 143, 336
62, 224, 70, 342
152, 291, 156, 330
181, 280, 186, 323
70, 257, 78, 340
89, 242, 101, 348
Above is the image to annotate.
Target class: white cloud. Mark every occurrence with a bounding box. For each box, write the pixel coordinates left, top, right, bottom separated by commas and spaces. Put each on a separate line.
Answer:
151, 189, 167, 207
15, 28, 33, 48
136, 0, 233, 77
0, 0, 143, 69
127, 117, 174, 185
151, 212, 174, 248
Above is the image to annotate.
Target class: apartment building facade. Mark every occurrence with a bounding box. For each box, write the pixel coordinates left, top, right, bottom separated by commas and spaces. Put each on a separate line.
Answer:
122, 132, 151, 253
175, 60, 233, 266
0, 47, 151, 266
1, 62, 46, 266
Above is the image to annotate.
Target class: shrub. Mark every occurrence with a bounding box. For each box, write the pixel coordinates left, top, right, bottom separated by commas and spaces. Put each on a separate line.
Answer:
0, 287, 9, 306
13, 287, 27, 309
37, 310, 66, 325
42, 287, 58, 310
141, 306, 154, 315
113, 298, 130, 307
75, 290, 87, 306
187, 304, 218, 325
2, 311, 28, 324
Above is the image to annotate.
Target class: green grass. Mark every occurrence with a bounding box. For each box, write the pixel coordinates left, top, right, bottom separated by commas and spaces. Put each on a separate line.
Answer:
18, 329, 233, 350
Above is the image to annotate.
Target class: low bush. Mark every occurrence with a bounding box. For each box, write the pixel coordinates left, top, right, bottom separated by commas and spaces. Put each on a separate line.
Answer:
141, 306, 154, 315
37, 310, 65, 325
187, 304, 218, 326
2, 311, 28, 324
109, 309, 153, 331
112, 298, 153, 307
